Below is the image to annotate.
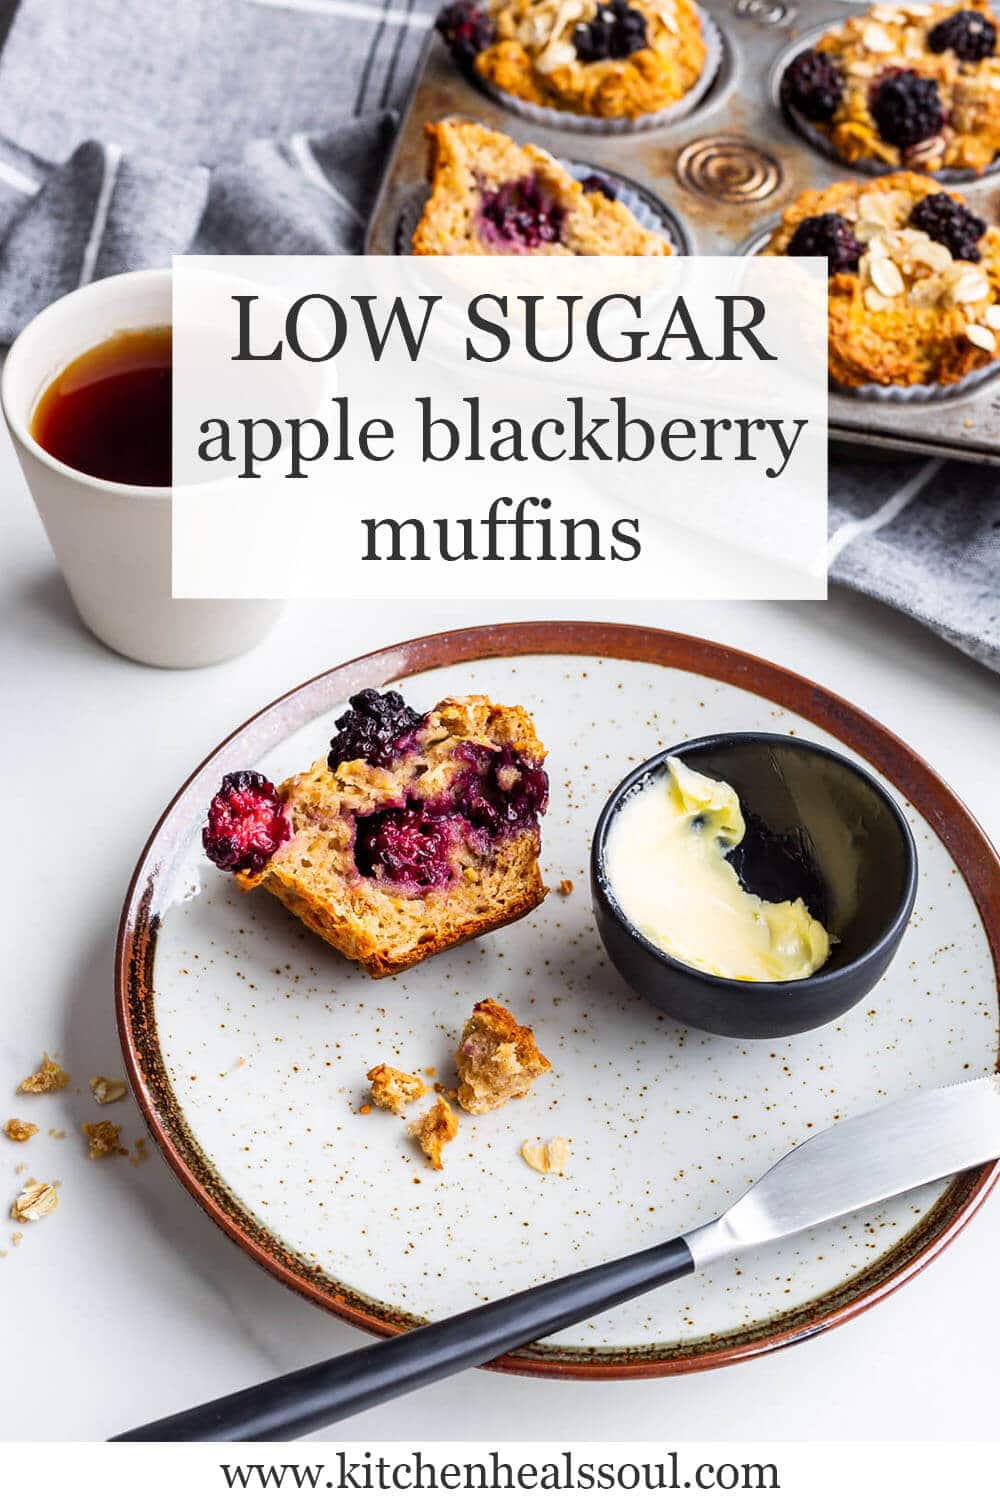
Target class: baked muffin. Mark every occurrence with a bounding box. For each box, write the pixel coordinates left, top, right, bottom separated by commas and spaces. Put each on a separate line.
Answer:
411, 120, 671, 254
780, 2, 1000, 174
201, 691, 549, 977
438, 0, 707, 120
762, 171, 1000, 386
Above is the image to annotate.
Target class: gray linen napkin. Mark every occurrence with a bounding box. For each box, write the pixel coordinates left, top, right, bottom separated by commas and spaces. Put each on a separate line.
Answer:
0, 0, 432, 337
0, 0, 996, 672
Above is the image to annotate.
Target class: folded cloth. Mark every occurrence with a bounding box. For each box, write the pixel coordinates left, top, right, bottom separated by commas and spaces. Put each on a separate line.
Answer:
828, 453, 1000, 674
0, 0, 433, 338
0, 0, 996, 672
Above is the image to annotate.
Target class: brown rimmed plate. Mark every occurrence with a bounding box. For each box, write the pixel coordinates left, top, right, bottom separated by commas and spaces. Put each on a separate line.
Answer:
116, 622, 1000, 1378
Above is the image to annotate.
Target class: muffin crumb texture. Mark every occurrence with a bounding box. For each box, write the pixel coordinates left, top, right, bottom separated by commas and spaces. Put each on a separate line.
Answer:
83, 1121, 126, 1160
17, 1054, 70, 1095
409, 1098, 459, 1169
367, 1064, 428, 1115
455, 999, 551, 1113
521, 1136, 570, 1174
89, 1076, 128, 1105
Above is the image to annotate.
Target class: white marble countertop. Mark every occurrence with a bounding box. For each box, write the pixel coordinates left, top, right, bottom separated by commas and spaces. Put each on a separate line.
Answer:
2, 392, 998, 1441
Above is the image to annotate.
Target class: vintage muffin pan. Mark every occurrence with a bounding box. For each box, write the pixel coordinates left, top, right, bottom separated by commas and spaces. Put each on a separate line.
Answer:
366, 1, 1000, 463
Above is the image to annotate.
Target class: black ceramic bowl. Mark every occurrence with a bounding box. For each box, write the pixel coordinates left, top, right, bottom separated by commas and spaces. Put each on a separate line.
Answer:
591, 733, 918, 1039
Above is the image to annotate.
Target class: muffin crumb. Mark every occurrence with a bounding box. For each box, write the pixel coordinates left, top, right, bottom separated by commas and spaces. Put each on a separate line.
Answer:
3, 1119, 38, 1144
558, 878, 574, 895
17, 1054, 70, 1095
455, 999, 551, 1114
83, 1121, 126, 1160
409, 1098, 458, 1170
89, 1076, 128, 1105
367, 1064, 428, 1116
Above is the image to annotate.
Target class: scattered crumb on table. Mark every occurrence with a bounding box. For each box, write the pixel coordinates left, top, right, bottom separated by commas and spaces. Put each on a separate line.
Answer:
83, 1121, 126, 1160
89, 1076, 128, 1105
17, 1055, 70, 1095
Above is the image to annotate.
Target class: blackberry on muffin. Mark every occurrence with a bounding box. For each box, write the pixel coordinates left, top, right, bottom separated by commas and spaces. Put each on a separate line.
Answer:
780, 47, 845, 122
927, 7, 997, 60
786, 212, 864, 272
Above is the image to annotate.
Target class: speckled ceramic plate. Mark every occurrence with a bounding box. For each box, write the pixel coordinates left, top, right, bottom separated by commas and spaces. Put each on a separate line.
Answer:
117, 623, 1000, 1378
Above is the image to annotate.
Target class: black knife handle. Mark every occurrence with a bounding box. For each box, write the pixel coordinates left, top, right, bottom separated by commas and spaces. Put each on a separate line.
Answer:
111, 1235, 695, 1442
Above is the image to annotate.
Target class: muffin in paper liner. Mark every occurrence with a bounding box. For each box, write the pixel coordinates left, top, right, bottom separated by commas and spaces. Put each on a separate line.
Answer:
835, 358, 1000, 401
474, 6, 723, 136
774, 5, 1000, 184
395, 159, 685, 253
743, 212, 1000, 404
787, 103, 1000, 186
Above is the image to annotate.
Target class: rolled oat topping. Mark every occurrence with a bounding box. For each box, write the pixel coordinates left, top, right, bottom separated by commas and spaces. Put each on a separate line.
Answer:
521, 1136, 571, 1174
11, 1183, 58, 1222
89, 1076, 129, 1106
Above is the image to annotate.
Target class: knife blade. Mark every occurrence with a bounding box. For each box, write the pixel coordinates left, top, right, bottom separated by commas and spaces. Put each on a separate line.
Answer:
685, 1074, 1000, 1266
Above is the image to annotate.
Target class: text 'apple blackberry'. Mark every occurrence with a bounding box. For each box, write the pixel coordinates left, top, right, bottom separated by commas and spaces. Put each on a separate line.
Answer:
171, 256, 828, 600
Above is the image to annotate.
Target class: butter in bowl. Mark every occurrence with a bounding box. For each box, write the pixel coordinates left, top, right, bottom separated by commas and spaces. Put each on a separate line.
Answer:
591, 733, 917, 1039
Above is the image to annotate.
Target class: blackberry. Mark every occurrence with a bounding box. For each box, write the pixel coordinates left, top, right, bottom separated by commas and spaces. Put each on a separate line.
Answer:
927, 8, 996, 62
478, 175, 564, 248
449, 743, 550, 847
579, 172, 619, 200
780, 48, 845, 122
870, 70, 946, 149
573, 0, 648, 63
435, 0, 495, 66
328, 689, 425, 770
786, 213, 864, 274
910, 191, 986, 261
202, 771, 291, 875
355, 804, 455, 889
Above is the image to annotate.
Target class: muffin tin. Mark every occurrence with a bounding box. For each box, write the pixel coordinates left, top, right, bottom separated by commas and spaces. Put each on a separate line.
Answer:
366, 1, 1000, 463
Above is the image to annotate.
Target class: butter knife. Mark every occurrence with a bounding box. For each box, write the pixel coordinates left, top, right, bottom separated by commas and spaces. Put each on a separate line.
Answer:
112, 1075, 1000, 1442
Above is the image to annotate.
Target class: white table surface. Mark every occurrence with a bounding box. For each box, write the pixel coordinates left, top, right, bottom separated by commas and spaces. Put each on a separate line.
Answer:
2, 393, 998, 1442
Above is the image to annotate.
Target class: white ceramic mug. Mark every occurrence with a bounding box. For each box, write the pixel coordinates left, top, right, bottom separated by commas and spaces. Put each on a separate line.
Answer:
1, 268, 284, 669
